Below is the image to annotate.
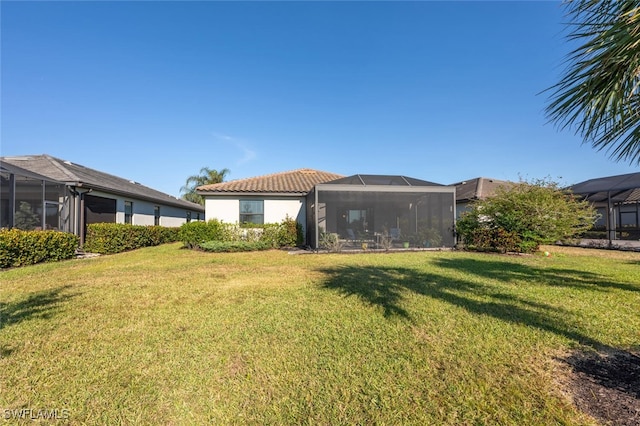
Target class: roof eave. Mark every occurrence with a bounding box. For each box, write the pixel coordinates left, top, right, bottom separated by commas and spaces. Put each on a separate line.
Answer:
198, 191, 309, 197
70, 181, 204, 212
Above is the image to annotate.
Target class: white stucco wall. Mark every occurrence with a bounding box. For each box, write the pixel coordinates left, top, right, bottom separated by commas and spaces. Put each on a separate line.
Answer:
264, 198, 305, 228
204, 198, 240, 223
204, 195, 306, 233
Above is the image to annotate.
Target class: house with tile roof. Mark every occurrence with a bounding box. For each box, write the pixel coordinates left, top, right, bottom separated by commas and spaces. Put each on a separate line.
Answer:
1, 155, 204, 244
198, 169, 457, 249
197, 169, 344, 241
451, 177, 514, 218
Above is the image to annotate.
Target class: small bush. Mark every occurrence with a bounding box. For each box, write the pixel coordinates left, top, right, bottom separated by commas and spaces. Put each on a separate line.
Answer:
260, 217, 303, 248
84, 223, 180, 254
0, 229, 79, 268
319, 232, 344, 253
179, 220, 225, 249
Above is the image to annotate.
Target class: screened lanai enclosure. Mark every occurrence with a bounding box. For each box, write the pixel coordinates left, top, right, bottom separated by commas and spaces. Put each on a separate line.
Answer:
569, 172, 640, 241
1, 164, 70, 232
306, 175, 456, 250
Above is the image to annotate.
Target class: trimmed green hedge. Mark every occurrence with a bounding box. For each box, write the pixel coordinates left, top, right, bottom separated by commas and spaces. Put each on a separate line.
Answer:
0, 229, 79, 268
180, 217, 303, 251
178, 220, 225, 249
84, 223, 180, 254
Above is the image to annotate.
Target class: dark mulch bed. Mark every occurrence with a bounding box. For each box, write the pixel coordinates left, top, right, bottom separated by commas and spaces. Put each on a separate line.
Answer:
558, 348, 640, 426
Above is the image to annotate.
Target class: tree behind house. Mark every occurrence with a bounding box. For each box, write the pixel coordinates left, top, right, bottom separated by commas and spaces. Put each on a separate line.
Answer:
180, 167, 230, 205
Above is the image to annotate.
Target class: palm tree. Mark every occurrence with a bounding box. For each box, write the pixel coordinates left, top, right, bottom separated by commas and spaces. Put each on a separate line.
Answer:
545, 0, 640, 164
180, 167, 230, 205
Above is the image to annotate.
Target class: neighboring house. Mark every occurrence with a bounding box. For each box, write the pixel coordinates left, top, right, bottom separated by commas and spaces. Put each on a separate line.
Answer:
568, 172, 640, 241
451, 177, 513, 218
198, 169, 457, 249
1, 154, 204, 244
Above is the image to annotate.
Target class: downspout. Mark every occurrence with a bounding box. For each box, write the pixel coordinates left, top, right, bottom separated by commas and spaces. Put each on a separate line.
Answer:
79, 192, 86, 247
314, 187, 319, 251
607, 191, 615, 246
8, 173, 15, 228
41, 179, 46, 229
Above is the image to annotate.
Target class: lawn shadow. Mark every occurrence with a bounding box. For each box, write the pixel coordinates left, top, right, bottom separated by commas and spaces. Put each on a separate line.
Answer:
432, 257, 639, 293
317, 256, 628, 348
0, 285, 77, 332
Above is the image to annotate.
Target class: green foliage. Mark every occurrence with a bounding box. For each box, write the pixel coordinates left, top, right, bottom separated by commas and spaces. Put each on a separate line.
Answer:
545, 1, 640, 164
198, 240, 271, 253
180, 167, 230, 205
14, 201, 40, 230
179, 220, 225, 249
181, 217, 303, 251
260, 216, 303, 248
84, 224, 180, 254
0, 229, 79, 268
463, 227, 522, 254
457, 178, 599, 253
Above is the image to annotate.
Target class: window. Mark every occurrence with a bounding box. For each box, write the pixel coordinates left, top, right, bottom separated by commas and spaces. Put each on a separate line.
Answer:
240, 200, 264, 224
619, 204, 638, 228
154, 206, 160, 226
124, 201, 133, 224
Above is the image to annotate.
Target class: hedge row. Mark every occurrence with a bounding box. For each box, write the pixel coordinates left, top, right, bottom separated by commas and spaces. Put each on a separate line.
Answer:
84, 223, 180, 254
180, 217, 303, 250
0, 229, 79, 268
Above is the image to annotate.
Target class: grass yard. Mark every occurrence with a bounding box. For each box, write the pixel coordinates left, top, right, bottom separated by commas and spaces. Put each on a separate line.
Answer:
1, 244, 639, 425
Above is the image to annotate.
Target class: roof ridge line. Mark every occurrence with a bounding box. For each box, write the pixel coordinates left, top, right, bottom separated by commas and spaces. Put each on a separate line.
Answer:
43, 154, 82, 182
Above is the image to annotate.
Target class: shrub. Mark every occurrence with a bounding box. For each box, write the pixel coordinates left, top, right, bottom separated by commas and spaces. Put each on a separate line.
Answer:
319, 232, 344, 253
84, 223, 180, 254
0, 229, 79, 268
457, 178, 599, 253
259, 217, 303, 248
182, 217, 303, 251
179, 220, 225, 249
465, 227, 522, 253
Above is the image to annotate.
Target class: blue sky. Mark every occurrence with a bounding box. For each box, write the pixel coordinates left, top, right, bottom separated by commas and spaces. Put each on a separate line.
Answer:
2, 1, 638, 197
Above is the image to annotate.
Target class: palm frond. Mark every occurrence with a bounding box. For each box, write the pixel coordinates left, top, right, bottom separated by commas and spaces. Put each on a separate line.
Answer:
545, 0, 640, 164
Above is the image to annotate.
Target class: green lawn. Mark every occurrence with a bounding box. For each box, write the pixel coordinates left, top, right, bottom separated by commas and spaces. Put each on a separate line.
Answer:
1, 244, 639, 425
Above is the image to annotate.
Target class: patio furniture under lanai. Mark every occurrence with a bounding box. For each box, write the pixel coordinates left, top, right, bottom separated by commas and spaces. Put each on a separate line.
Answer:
306, 174, 456, 250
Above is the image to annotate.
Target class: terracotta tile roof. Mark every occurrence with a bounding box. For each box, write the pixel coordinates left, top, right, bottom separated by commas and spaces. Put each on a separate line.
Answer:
197, 168, 344, 195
